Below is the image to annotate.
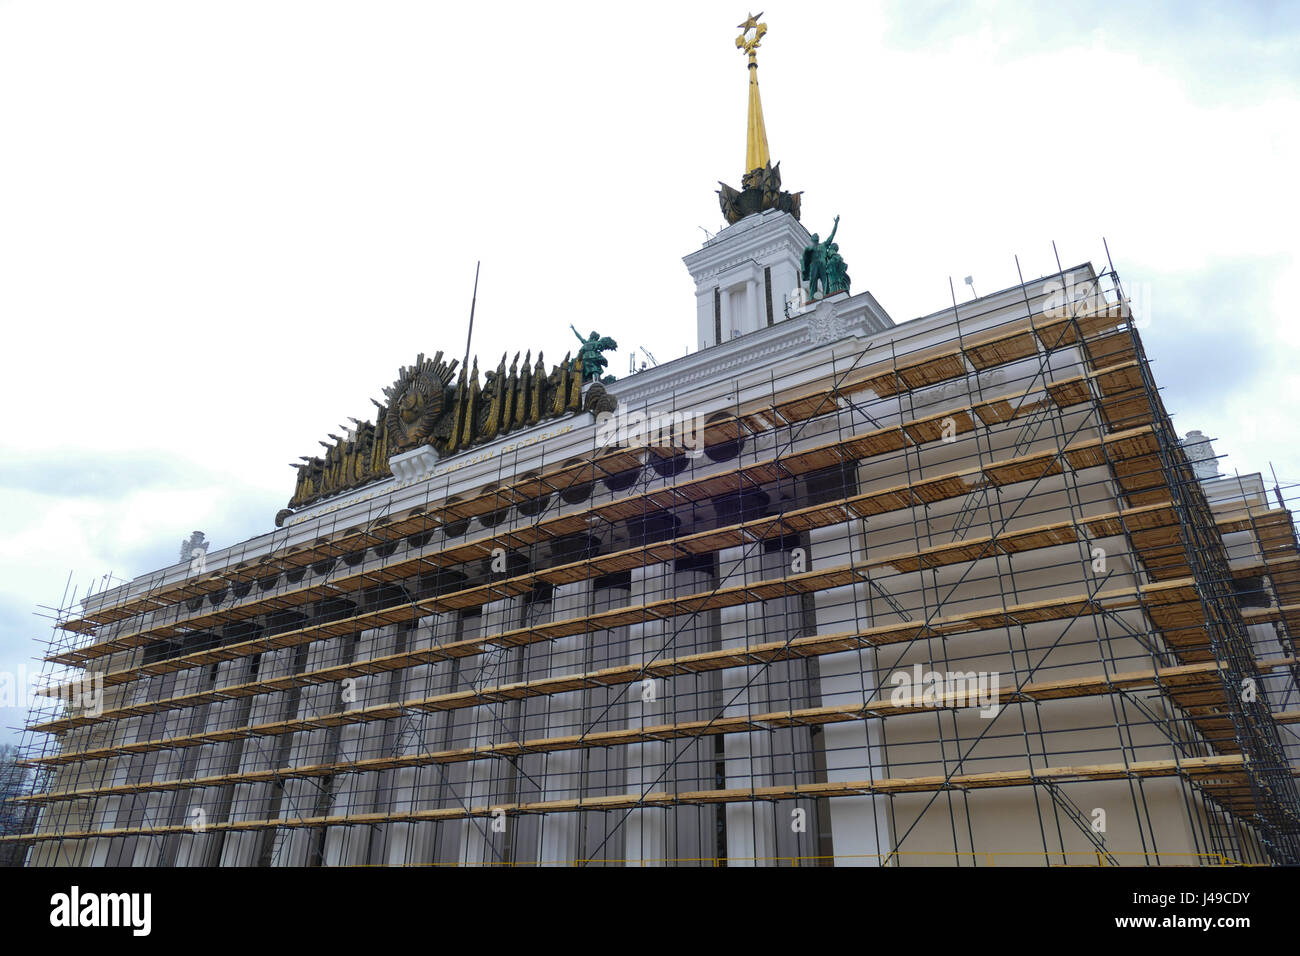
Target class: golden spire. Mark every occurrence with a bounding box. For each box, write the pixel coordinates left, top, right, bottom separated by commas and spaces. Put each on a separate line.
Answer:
736, 12, 770, 175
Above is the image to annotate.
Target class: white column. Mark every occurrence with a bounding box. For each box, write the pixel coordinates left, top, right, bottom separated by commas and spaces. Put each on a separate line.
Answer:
219, 643, 299, 866
535, 579, 591, 866
808, 522, 890, 867
773, 260, 800, 321
323, 622, 401, 866
697, 288, 715, 349
384, 611, 447, 865
623, 562, 670, 865
719, 545, 776, 866
458, 593, 520, 866
666, 560, 722, 865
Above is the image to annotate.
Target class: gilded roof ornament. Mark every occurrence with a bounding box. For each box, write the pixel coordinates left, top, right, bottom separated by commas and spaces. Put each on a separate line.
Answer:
280, 345, 599, 520
716, 13, 800, 225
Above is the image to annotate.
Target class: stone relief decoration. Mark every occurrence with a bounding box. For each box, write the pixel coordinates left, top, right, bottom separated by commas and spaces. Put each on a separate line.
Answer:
934, 368, 1007, 404
806, 309, 848, 345
283, 345, 601, 520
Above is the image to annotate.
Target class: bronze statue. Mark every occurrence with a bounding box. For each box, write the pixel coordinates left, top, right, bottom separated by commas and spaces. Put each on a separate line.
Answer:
717, 161, 802, 226
802, 215, 850, 299
571, 325, 618, 382
825, 240, 850, 296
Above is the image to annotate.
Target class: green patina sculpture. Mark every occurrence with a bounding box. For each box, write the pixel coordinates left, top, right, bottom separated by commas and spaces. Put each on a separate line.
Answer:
571, 325, 618, 382
802, 215, 851, 299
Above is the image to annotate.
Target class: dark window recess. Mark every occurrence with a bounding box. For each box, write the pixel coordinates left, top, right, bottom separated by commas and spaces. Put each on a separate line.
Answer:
594, 569, 633, 591
285, 568, 306, 584
763, 532, 805, 555
257, 574, 280, 592
140, 639, 172, 665
406, 531, 435, 549
802, 462, 859, 506
1232, 574, 1270, 609
675, 551, 718, 576
714, 288, 722, 346
479, 503, 510, 527
142, 631, 219, 665
442, 517, 471, 538
362, 583, 407, 611
206, 588, 228, 607
764, 266, 774, 326
492, 551, 531, 578
517, 492, 552, 517
417, 569, 468, 598
231, 581, 252, 600
342, 549, 367, 567
556, 461, 595, 505
459, 561, 493, 590
703, 424, 744, 463
711, 488, 771, 525
311, 557, 336, 576
315, 597, 358, 624
186, 597, 204, 613
559, 478, 594, 504
524, 582, 555, 605
373, 541, 399, 558
650, 451, 690, 478
602, 466, 641, 493
222, 620, 262, 645
266, 609, 308, 635
459, 606, 483, 621
625, 510, 680, 546
249, 653, 262, 678
551, 533, 602, 564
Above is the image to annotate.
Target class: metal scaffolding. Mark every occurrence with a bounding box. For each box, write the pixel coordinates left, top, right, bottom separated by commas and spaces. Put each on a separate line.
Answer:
5, 260, 1300, 866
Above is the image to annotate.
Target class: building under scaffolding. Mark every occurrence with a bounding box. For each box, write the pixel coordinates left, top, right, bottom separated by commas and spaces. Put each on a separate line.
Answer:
4, 19, 1300, 868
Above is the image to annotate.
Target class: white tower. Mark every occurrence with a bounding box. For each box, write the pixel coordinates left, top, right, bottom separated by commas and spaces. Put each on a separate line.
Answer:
683, 209, 811, 349
682, 14, 813, 350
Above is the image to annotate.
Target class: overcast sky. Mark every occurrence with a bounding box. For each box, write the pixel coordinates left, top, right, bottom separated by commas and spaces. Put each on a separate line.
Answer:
1, 0, 1297, 745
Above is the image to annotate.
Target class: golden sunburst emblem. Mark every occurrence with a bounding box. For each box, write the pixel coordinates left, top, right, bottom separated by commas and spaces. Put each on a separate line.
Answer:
383, 352, 457, 453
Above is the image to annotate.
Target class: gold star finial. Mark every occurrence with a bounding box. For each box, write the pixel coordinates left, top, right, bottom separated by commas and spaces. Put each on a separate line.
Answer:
736, 12, 767, 59
735, 13, 770, 174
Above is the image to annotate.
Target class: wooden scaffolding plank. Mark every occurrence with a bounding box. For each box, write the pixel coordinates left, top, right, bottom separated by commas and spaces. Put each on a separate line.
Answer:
30, 577, 1209, 764
2, 755, 1247, 843
24, 659, 1285, 806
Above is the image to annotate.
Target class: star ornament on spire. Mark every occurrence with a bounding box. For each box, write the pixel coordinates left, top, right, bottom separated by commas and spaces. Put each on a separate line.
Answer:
716, 10, 799, 225
735, 12, 767, 58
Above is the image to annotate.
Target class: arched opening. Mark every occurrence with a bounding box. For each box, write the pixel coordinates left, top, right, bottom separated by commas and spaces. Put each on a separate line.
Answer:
703, 411, 745, 462
557, 458, 595, 505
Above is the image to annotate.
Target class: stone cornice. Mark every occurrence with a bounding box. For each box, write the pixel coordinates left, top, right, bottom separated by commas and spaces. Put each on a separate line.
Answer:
683, 210, 811, 282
